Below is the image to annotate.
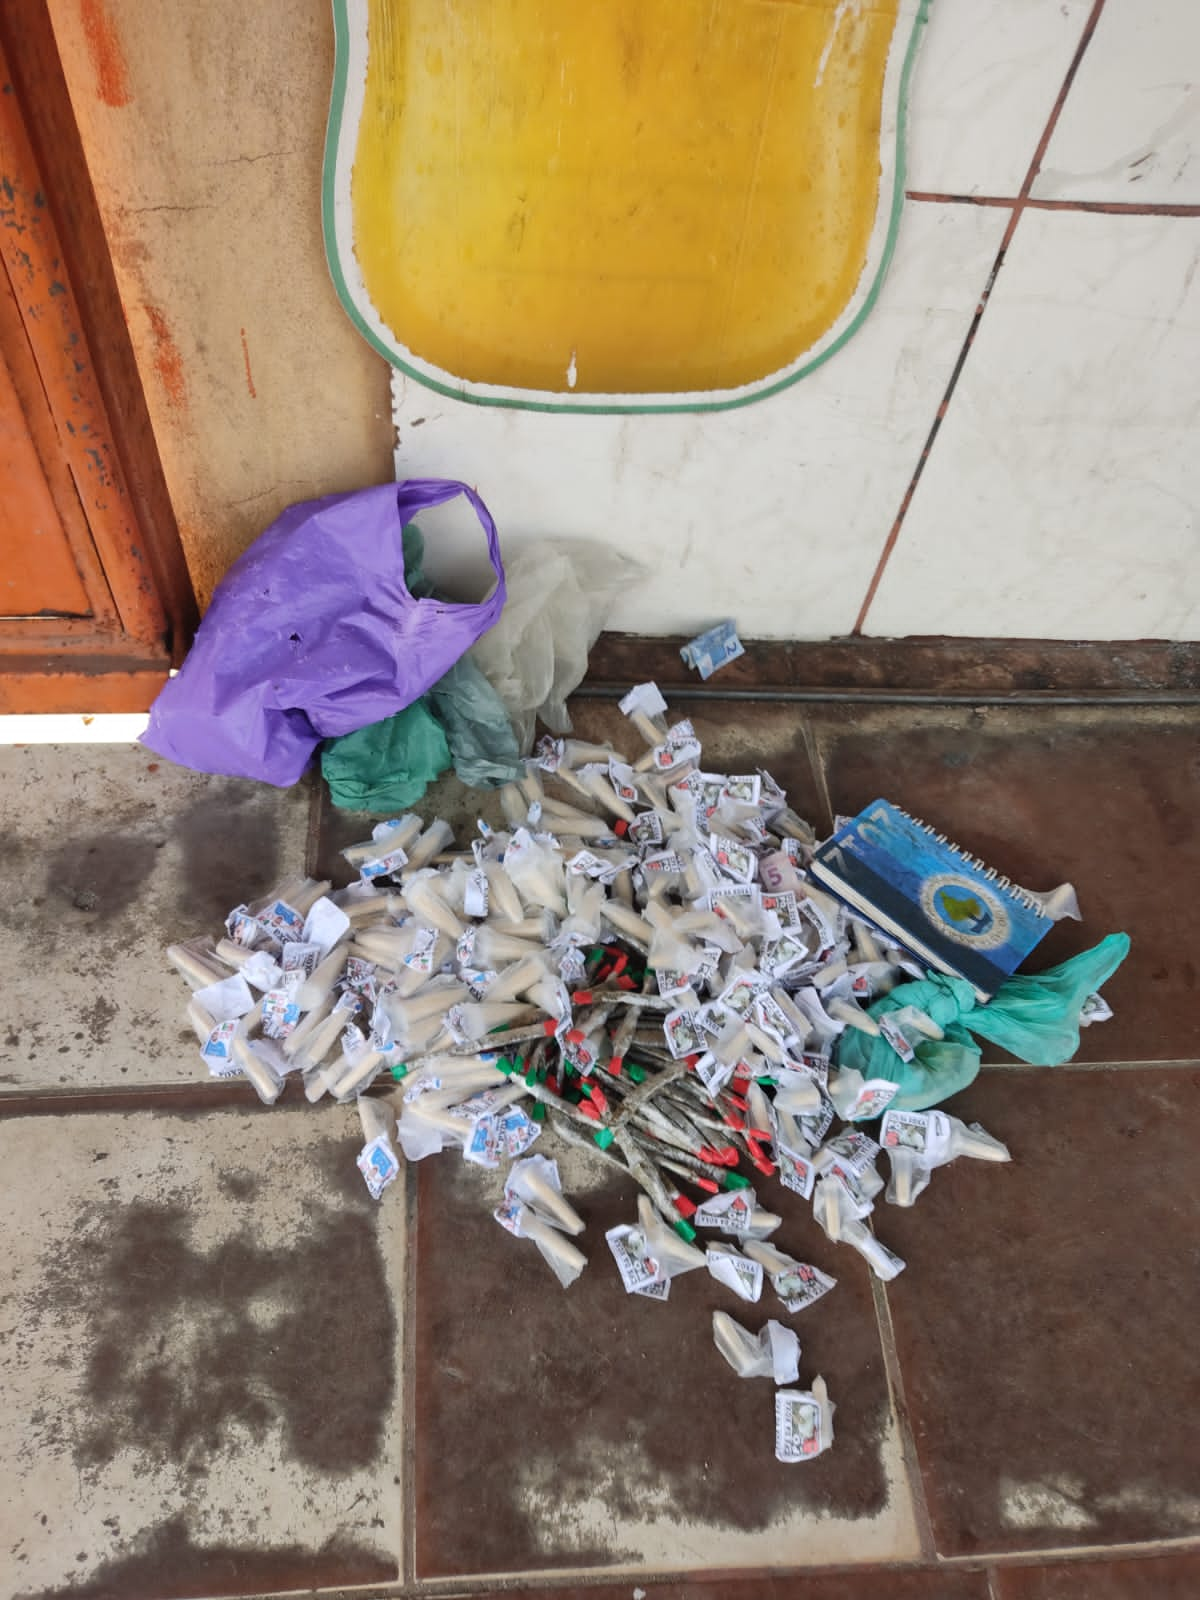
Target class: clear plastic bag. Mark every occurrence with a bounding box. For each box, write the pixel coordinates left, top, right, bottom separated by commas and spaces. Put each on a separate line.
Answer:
469, 539, 643, 751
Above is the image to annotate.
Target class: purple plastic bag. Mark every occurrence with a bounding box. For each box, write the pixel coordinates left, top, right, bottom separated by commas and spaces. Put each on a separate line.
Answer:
143, 479, 506, 785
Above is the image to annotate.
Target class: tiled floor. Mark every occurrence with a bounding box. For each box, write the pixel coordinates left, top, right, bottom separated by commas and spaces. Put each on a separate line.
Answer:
0, 745, 310, 1093
2, 691, 1199, 1600
1, 1104, 404, 1598
412, 1150, 919, 1579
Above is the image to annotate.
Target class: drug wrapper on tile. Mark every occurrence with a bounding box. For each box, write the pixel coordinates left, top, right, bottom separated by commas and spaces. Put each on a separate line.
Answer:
496, 1194, 587, 1289
693, 1188, 781, 1240
742, 1240, 837, 1314
775, 1376, 835, 1462
712, 1311, 800, 1383
706, 1243, 764, 1302
357, 1095, 401, 1200
680, 619, 745, 680
881, 1107, 1011, 1206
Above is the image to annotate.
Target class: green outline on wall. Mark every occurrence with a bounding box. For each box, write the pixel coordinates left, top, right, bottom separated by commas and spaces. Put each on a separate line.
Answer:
323, 0, 931, 416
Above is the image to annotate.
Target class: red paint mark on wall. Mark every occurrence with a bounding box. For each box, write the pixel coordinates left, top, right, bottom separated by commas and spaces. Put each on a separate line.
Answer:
143, 305, 186, 410
239, 327, 257, 399
80, 0, 132, 109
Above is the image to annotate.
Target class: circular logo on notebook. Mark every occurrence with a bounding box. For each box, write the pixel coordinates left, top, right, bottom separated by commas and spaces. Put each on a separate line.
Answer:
920, 874, 1011, 951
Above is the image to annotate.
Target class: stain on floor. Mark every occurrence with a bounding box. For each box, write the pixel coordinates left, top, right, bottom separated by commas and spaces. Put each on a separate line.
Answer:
413, 1155, 905, 1576
0, 747, 310, 1090
32, 1177, 393, 1478
0, 1108, 404, 1599
16, 1513, 395, 1600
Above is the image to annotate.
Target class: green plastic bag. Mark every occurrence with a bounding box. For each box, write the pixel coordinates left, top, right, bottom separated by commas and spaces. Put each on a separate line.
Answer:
836, 932, 1130, 1110
320, 523, 522, 810
321, 697, 452, 812
427, 654, 523, 787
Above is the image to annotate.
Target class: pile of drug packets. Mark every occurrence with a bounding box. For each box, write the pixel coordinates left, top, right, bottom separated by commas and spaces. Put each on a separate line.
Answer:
168, 681, 1012, 1463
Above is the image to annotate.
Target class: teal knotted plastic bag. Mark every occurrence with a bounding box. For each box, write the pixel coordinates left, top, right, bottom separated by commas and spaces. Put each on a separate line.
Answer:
321, 698, 452, 812
837, 933, 1130, 1110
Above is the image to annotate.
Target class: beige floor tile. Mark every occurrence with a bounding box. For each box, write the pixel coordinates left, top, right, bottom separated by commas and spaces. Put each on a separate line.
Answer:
0, 745, 310, 1092
1, 1102, 403, 1598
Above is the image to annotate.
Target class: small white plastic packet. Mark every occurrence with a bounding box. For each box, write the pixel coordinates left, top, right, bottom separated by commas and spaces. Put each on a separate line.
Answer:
1080, 991, 1114, 1026
693, 1189, 781, 1240
301, 895, 351, 957
813, 1178, 905, 1279
631, 1195, 706, 1280
712, 1311, 800, 1383
826, 1066, 900, 1123
193, 972, 256, 1024
505, 1154, 584, 1235
356, 1095, 401, 1200
394, 1104, 452, 1161
775, 1377, 835, 1462
499, 1201, 588, 1288
880, 1108, 1011, 1205
742, 1240, 837, 1314
606, 1224, 666, 1295
705, 1242, 764, 1302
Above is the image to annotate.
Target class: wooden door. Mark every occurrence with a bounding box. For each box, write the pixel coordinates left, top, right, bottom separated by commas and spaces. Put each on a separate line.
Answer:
0, 7, 196, 712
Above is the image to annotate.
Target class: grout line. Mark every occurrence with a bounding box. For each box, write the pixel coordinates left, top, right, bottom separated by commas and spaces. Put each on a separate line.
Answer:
400, 1158, 420, 1589
393, 1562, 969, 1597
977, 1057, 1200, 1074
1028, 196, 1200, 216
852, 0, 1110, 635
0, 1077, 400, 1118
0, 1081, 282, 1118
235, 1532, 1200, 1599
906, 190, 1014, 207
940, 1531, 1200, 1569
2, 1058, 1193, 1119
800, 712, 836, 837
909, 190, 1200, 217
870, 1270, 939, 1561
577, 685, 1200, 708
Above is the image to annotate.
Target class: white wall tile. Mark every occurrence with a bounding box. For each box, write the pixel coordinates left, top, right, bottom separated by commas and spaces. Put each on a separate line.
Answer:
906, 0, 1093, 197
394, 202, 1007, 640
1034, 0, 1200, 203
865, 212, 1200, 640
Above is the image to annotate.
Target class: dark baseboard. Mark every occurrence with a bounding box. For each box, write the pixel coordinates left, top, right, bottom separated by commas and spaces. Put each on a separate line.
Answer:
582, 635, 1200, 700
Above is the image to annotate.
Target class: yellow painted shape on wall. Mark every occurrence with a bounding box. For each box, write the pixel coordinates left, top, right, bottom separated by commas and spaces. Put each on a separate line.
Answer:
351, 0, 899, 396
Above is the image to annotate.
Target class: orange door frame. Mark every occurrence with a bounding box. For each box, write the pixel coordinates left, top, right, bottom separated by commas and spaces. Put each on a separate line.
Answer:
0, 1, 197, 712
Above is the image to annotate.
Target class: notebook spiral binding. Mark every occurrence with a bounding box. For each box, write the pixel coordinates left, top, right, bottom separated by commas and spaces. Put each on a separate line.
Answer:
896, 806, 1048, 918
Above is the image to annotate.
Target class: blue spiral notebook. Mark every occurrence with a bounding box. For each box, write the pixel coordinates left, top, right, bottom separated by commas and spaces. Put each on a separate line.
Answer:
809, 799, 1052, 1001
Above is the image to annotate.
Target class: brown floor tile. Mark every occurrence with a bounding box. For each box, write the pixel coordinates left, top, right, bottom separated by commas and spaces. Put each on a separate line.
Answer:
412, 1148, 916, 1579
810, 703, 1200, 1063
879, 1066, 1200, 1557
993, 1549, 1200, 1599
503, 1566, 991, 1600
